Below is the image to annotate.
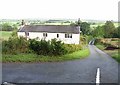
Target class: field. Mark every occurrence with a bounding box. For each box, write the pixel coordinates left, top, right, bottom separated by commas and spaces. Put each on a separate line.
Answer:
0, 31, 12, 41
90, 22, 118, 29
44, 22, 70, 25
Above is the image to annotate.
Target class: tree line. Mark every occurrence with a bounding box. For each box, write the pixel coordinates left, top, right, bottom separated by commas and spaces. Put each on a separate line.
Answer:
91, 21, 119, 38
71, 20, 119, 38
0, 23, 18, 31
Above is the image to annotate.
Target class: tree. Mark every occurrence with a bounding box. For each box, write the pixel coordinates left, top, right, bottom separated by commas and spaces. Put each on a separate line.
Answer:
80, 22, 90, 35
118, 26, 120, 38
112, 26, 120, 38
12, 24, 18, 30
92, 26, 104, 38
103, 21, 115, 38
2, 23, 13, 31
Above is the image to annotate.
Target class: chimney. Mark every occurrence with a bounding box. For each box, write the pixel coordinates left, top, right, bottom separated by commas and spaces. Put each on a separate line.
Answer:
19, 20, 25, 29
77, 18, 81, 32
21, 20, 25, 26
77, 18, 81, 25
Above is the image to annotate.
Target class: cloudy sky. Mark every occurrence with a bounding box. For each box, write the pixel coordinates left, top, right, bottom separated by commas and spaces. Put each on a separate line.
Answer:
0, 0, 119, 20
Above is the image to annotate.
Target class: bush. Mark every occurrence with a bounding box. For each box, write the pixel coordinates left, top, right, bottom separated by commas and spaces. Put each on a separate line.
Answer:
50, 39, 67, 55
29, 39, 51, 55
2, 37, 29, 54
80, 35, 88, 45
64, 44, 83, 53
2, 37, 84, 56
29, 39, 67, 56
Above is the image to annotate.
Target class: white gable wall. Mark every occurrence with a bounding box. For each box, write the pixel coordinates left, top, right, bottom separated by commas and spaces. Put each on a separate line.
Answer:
18, 32, 80, 44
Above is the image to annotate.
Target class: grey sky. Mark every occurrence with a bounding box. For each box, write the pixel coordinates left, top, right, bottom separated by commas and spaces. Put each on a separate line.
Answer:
0, 0, 119, 20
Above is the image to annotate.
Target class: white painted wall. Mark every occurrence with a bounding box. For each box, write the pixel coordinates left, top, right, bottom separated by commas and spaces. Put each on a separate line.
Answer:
18, 32, 80, 44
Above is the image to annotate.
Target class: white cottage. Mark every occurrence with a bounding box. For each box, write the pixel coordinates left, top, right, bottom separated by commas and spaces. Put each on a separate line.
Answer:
18, 25, 80, 44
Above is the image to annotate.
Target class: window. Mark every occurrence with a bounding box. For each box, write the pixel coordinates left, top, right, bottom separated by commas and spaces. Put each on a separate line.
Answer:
25, 32, 29, 36
65, 34, 72, 38
57, 34, 59, 38
43, 33, 47, 37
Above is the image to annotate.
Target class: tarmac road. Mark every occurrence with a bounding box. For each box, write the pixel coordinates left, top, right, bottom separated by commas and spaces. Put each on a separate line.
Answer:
2, 45, 118, 83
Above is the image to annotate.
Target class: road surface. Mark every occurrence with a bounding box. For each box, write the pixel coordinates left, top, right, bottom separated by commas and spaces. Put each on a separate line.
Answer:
2, 45, 118, 83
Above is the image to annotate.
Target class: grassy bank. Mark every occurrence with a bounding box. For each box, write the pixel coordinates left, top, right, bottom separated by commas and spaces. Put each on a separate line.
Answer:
95, 44, 105, 50
104, 50, 120, 63
95, 39, 120, 63
2, 48, 90, 63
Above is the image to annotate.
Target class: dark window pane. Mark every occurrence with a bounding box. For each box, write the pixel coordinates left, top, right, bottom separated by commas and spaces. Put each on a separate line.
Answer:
57, 34, 59, 38
25, 32, 29, 36
65, 34, 67, 38
43, 33, 47, 37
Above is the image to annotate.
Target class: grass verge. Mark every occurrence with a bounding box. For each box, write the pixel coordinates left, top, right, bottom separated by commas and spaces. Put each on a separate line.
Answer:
2, 48, 90, 63
104, 50, 120, 63
96, 44, 120, 63
95, 44, 105, 50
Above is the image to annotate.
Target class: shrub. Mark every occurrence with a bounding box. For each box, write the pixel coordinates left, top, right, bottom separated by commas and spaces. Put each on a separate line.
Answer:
64, 44, 83, 53
2, 37, 29, 54
29, 39, 51, 55
50, 39, 67, 55
80, 35, 87, 45
2, 37, 84, 56
29, 39, 67, 56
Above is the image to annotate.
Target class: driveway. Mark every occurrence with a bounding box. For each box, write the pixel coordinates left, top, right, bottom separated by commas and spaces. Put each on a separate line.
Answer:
2, 45, 118, 83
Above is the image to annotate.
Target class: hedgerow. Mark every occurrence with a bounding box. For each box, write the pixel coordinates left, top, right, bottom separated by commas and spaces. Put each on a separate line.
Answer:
2, 37, 83, 56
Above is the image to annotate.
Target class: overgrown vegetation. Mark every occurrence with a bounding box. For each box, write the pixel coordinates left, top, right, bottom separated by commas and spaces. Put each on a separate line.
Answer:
0, 23, 18, 31
29, 39, 68, 56
2, 34, 89, 62
91, 21, 119, 38
95, 38, 120, 63
95, 38, 119, 49
2, 37, 84, 56
2, 30, 89, 55
2, 37, 29, 54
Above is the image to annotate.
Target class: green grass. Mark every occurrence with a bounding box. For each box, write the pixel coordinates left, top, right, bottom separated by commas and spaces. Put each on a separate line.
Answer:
96, 44, 105, 50
104, 50, 120, 63
95, 43, 120, 63
112, 53, 120, 63
0, 31, 12, 40
2, 48, 90, 63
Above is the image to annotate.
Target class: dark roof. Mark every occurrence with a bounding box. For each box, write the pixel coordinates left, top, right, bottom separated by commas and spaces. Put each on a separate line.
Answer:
18, 25, 80, 34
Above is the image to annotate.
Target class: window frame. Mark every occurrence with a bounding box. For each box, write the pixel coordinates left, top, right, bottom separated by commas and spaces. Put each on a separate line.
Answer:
43, 33, 47, 37
65, 33, 72, 38
57, 34, 59, 38
25, 32, 29, 36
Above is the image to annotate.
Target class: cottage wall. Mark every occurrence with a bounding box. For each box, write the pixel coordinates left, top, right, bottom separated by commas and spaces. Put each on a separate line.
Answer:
18, 32, 80, 44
